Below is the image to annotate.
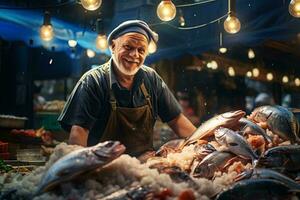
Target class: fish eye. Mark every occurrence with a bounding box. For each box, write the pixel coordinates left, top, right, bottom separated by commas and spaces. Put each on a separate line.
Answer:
104, 141, 114, 147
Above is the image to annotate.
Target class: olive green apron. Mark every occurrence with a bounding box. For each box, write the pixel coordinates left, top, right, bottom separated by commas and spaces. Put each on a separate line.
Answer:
100, 67, 155, 156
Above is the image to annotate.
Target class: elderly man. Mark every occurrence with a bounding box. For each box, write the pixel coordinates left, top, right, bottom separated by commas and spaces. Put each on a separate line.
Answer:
58, 20, 196, 157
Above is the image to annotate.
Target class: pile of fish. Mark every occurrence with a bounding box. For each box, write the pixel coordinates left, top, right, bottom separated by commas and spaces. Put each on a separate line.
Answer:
0, 105, 300, 200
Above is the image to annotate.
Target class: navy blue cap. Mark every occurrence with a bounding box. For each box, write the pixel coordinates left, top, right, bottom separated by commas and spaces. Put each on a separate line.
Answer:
107, 20, 158, 45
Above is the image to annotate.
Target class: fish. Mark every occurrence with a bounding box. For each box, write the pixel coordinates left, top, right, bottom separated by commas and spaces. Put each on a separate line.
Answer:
237, 117, 272, 143
234, 168, 300, 191
193, 143, 216, 160
214, 127, 258, 164
155, 139, 184, 157
191, 151, 235, 179
179, 110, 245, 149
258, 145, 300, 172
215, 178, 296, 200
249, 105, 300, 143
35, 141, 125, 195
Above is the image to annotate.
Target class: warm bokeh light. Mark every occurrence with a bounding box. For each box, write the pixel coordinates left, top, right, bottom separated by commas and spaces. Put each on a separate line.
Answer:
224, 14, 241, 34
246, 71, 252, 77
81, 0, 102, 11
219, 47, 227, 54
157, 0, 176, 22
211, 61, 218, 70
86, 49, 96, 58
68, 40, 77, 48
295, 78, 300, 86
252, 68, 259, 77
266, 73, 274, 81
96, 35, 108, 50
148, 40, 157, 54
289, 0, 300, 17
40, 25, 54, 41
228, 66, 235, 77
248, 49, 255, 59
282, 75, 289, 83
179, 15, 185, 26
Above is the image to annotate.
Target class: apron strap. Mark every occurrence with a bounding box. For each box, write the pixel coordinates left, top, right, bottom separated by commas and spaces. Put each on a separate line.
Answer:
103, 62, 117, 111
140, 82, 154, 116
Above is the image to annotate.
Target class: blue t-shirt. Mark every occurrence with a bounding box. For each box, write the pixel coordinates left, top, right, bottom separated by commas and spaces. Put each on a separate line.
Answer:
58, 59, 182, 146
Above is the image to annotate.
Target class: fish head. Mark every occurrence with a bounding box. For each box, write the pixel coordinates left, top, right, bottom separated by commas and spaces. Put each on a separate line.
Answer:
92, 141, 126, 160
214, 127, 230, 144
250, 106, 273, 123
219, 110, 246, 126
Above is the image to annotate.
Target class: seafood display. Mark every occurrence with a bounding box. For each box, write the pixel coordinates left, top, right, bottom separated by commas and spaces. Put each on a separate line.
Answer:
1, 105, 300, 200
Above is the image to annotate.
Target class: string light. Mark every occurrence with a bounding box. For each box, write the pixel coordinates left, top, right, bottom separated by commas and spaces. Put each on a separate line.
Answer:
40, 11, 54, 41
95, 19, 108, 51
246, 71, 252, 77
295, 78, 300, 86
252, 68, 259, 77
248, 49, 255, 59
228, 66, 235, 76
289, 0, 300, 18
81, 0, 102, 11
224, 0, 241, 34
210, 61, 218, 70
68, 40, 77, 48
282, 75, 289, 83
266, 73, 273, 81
148, 40, 157, 54
157, 0, 176, 22
86, 49, 95, 58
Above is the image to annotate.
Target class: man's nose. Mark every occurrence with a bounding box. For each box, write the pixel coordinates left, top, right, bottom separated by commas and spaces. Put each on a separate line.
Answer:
129, 49, 139, 58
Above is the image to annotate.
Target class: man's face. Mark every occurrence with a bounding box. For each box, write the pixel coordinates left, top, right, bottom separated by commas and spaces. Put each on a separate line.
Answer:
111, 32, 149, 76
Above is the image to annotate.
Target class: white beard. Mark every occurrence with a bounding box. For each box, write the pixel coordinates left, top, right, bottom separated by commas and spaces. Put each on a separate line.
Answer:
112, 54, 141, 76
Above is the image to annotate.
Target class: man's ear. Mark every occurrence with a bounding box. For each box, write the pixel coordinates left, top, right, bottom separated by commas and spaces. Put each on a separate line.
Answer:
111, 39, 116, 52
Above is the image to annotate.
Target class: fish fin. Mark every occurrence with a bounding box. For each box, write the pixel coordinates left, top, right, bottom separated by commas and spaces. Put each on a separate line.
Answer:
223, 156, 239, 168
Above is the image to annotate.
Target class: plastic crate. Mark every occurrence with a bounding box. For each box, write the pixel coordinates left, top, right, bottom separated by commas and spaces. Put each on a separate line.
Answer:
34, 112, 62, 131
0, 141, 8, 153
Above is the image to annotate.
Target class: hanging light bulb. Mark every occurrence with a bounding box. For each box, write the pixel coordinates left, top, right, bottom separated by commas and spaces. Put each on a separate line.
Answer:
219, 32, 227, 53
248, 48, 255, 59
40, 11, 54, 41
96, 35, 108, 50
211, 60, 218, 70
157, 0, 176, 22
246, 71, 252, 77
219, 47, 227, 53
289, 0, 300, 18
148, 40, 157, 54
228, 66, 235, 76
252, 68, 259, 77
266, 72, 274, 81
81, 0, 102, 11
295, 78, 300, 86
95, 18, 108, 50
68, 40, 77, 48
282, 75, 289, 83
87, 49, 95, 58
178, 9, 185, 26
224, 0, 241, 34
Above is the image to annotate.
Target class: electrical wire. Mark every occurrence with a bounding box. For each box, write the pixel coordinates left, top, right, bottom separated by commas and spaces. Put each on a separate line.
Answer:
176, 0, 217, 8
0, 0, 76, 10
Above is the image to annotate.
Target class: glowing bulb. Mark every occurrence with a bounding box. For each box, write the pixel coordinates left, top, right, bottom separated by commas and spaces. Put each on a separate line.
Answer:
266, 73, 273, 81
40, 25, 54, 41
282, 75, 289, 83
179, 16, 185, 26
252, 68, 259, 77
157, 0, 176, 22
295, 78, 300, 86
219, 47, 227, 53
211, 60, 218, 70
228, 67, 235, 77
81, 0, 102, 11
68, 40, 77, 48
96, 35, 108, 50
86, 49, 95, 58
148, 40, 157, 54
206, 62, 212, 69
248, 49, 255, 59
246, 71, 252, 77
289, 0, 300, 18
224, 14, 241, 34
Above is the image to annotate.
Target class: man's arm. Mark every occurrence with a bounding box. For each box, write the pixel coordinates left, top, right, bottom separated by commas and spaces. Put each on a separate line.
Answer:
167, 113, 196, 138
69, 125, 89, 147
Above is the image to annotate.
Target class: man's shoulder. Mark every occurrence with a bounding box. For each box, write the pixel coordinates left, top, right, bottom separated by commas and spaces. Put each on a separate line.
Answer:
140, 65, 158, 77
79, 62, 109, 84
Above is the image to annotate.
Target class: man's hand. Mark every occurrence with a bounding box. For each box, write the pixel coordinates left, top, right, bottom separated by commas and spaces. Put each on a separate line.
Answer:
69, 125, 89, 147
168, 113, 197, 138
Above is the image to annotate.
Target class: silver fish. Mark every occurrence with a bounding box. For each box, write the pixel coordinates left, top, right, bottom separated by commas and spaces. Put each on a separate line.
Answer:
191, 151, 235, 179
238, 117, 272, 143
235, 168, 300, 190
36, 141, 125, 195
215, 127, 258, 163
155, 139, 184, 157
179, 110, 245, 149
249, 105, 300, 143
